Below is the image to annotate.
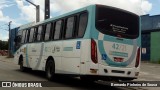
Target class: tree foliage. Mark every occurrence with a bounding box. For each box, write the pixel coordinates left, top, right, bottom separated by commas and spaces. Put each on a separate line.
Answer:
0, 40, 8, 50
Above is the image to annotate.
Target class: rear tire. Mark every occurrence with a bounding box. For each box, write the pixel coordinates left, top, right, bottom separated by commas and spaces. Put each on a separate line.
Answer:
46, 60, 55, 81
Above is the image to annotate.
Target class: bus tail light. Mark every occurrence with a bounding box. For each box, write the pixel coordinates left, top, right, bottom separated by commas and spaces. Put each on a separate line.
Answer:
91, 39, 98, 64
135, 48, 140, 67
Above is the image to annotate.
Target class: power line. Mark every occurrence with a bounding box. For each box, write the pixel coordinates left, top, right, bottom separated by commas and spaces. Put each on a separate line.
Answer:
0, 27, 9, 31
0, 23, 9, 31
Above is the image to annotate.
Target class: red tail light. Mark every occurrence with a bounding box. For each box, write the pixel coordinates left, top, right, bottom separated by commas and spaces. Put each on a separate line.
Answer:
135, 48, 140, 67
91, 39, 98, 64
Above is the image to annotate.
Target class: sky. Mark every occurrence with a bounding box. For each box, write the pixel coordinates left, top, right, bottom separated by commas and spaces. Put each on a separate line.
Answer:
0, 0, 159, 41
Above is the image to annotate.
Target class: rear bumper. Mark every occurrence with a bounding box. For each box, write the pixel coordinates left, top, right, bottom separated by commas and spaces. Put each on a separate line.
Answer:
98, 64, 139, 78
85, 63, 139, 79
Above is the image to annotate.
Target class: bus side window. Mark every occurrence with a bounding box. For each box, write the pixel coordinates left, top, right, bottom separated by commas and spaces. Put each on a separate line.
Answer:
29, 28, 35, 43
54, 20, 62, 40
33, 27, 37, 42
64, 16, 75, 39
36, 26, 43, 42
45, 23, 51, 41
21, 30, 26, 44
15, 30, 22, 43
24, 30, 29, 43
77, 12, 88, 38
51, 22, 55, 40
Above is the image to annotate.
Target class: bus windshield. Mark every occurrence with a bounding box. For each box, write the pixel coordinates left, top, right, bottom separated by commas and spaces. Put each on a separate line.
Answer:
96, 5, 139, 39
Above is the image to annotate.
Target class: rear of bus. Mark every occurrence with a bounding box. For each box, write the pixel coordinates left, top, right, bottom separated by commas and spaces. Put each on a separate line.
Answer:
87, 5, 140, 80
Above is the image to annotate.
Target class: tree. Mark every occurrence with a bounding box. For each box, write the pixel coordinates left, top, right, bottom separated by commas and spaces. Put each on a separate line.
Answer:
0, 40, 8, 50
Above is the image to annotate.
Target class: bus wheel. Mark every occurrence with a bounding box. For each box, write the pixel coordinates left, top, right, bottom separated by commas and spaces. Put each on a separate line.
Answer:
46, 60, 55, 81
19, 58, 25, 72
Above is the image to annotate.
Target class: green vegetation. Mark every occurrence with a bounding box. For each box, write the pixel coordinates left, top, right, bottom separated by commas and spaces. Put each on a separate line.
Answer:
0, 40, 8, 50
158, 59, 160, 64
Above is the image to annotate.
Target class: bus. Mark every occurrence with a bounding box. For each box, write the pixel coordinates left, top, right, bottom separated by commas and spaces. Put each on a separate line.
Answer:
14, 4, 141, 81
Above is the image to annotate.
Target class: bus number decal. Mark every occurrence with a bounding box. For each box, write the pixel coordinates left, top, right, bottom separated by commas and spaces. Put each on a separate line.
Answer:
112, 43, 127, 51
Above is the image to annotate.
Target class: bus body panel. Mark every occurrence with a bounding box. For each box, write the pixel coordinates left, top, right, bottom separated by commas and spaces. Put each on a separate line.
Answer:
79, 39, 90, 74
27, 42, 44, 70
62, 40, 81, 74
94, 33, 140, 68
43, 41, 62, 72
14, 44, 28, 67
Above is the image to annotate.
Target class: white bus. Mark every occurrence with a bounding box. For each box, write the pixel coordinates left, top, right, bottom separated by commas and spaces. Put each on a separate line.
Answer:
14, 4, 141, 81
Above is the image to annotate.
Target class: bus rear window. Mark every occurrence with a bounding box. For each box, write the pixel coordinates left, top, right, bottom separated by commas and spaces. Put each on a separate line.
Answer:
96, 5, 139, 39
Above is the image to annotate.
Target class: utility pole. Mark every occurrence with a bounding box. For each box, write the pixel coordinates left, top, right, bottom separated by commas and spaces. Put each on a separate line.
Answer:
45, 0, 50, 19
8, 21, 12, 57
26, 0, 40, 22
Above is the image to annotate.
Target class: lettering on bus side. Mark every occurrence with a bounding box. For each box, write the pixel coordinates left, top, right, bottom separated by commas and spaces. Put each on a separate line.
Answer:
32, 50, 36, 52
52, 46, 60, 53
45, 46, 60, 53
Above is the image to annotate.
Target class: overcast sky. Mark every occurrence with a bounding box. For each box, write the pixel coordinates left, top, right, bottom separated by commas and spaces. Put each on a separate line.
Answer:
0, 0, 158, 41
